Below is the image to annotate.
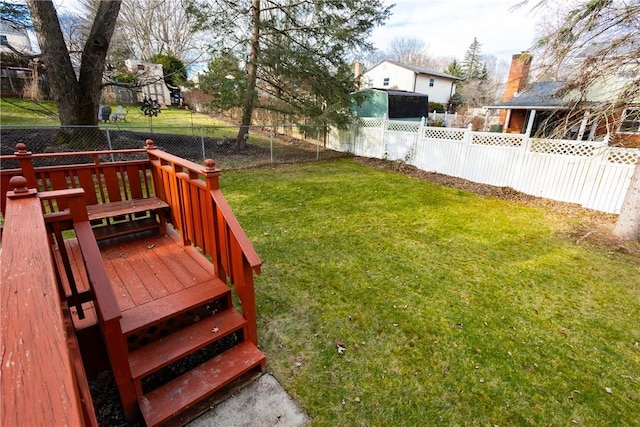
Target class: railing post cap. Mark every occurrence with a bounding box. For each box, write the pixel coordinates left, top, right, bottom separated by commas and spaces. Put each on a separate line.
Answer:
205, 158, 216, 170
145, 139, 157, 149
8, 175, 36, 199
15, 142, 31, 156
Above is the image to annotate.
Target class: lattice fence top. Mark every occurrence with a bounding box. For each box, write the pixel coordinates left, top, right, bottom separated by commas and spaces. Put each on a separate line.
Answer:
529, 139, 602, 157
472, 133, 523, 147
423, 127, 465, 141
359, 118, 384, 128
387, 121, 420, 133
607, 147, 640, 165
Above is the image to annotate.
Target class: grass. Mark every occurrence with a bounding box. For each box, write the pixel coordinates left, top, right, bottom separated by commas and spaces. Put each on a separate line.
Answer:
0, 97, 226, 128
220, 159, 640, 426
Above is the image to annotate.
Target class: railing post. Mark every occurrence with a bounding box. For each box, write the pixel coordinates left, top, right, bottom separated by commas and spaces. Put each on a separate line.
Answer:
204, 159, 224, 278
14, 143, 37, 189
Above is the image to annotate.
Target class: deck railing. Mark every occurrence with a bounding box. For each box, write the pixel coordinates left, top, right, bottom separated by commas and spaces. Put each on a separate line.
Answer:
1, 177, 97, 426
0, 140, 262, 345
145, 140, 262, 344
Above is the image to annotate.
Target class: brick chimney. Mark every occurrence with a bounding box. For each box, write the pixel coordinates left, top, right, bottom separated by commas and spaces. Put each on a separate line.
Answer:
500, 52, 532, 128
503, 52, 532, 101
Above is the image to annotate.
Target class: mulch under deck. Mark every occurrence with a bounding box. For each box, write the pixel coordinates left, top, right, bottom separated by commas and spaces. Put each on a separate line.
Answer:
61, 229, 217, 329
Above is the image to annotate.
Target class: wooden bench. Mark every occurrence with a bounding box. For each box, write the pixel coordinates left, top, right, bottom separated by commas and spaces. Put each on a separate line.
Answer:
86, 197, 169, 241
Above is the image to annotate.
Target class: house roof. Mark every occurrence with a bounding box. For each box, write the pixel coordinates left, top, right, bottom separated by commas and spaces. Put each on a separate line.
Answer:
373, 60, 462, 81
487, 81, 568, 110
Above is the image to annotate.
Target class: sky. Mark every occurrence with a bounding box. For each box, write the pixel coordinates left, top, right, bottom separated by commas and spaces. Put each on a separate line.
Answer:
369, 0, 545, 69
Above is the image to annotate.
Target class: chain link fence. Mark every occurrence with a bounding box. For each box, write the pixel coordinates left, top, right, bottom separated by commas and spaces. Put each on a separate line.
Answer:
0, 124, 350, 170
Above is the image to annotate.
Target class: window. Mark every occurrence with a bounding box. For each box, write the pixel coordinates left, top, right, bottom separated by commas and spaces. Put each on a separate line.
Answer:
383, 77, 389, 86
619, 108, 640, 133
0, 35, 7, 44
429, 77, 435, 87
137, 64, 145, 71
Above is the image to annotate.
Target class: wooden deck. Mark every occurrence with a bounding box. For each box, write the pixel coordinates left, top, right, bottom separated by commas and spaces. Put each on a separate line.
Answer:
63, 227, 218, 330
1, 142, 265, 426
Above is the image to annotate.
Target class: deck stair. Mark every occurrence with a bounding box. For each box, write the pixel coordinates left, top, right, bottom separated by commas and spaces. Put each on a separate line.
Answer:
119, 267, 265, 426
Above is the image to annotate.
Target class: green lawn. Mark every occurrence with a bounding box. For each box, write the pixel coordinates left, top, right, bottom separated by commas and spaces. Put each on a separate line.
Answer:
221, 159, 640, 426
0, 97, 225, 128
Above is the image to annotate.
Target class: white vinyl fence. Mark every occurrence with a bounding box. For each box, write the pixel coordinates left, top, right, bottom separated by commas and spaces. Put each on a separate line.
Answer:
327, 117, 640, 214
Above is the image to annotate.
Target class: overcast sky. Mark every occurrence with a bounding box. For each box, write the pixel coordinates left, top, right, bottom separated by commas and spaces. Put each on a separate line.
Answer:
369, 0, 545, 68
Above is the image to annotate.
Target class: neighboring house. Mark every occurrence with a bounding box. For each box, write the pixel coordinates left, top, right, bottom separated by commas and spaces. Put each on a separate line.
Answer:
0, 22, 48, 98
0, 21, 32, 54
352, 88, 428, 120
488, 52, 640, 147
123, 59, 172, 106
361, 60, 459, 106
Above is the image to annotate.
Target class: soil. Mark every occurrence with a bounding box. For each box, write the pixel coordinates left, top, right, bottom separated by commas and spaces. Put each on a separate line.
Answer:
354, 157, 640, 259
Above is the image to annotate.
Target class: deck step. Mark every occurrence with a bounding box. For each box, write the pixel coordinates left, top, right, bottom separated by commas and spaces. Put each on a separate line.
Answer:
138, 341, 266, 427
128, 308, 247, 380
120, 279, 230, 335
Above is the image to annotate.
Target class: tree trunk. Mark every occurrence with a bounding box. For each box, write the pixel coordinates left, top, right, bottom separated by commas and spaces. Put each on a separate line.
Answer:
236, 0, 260, 149
27, 0, 120, 128
614, 162, 640, 241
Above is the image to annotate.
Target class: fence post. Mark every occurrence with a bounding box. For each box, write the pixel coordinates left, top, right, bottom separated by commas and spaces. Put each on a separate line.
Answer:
270, 126, 274, 165
412, 116, 425, 166
14, 143, 37, 189
381, 114, 387, 159
200, 127, 205, 162
456, 124, 473, 177
105, 127, 115, 162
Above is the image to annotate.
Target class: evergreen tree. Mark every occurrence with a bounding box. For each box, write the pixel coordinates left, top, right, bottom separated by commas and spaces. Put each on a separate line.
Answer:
198, 0, 392, 147
445, 59, 464, 78
149, 53, 187, 86
461, 37, 483, 80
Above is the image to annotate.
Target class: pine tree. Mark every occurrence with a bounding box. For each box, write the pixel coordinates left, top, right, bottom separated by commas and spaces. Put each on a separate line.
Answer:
445, 59, 464, 78
461, 37, 483, 80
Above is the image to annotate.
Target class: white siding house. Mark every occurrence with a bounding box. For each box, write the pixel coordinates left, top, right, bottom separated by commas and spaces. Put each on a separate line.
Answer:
124, 59, 172, 106
362, 60, 459, 105
0, 22, 32, 54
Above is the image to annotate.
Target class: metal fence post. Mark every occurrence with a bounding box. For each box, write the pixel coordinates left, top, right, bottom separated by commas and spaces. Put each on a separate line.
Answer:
105, 127, 115, 162
200, 127, 205, 162
270, 126, 274, 165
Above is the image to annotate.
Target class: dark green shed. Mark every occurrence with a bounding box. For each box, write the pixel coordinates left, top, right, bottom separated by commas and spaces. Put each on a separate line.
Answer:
351, 89, 429, 120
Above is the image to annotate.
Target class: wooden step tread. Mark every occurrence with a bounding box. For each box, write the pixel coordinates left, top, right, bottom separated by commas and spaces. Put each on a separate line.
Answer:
92, 217, 161, 241
121, 279, 230, 335
129, 309, 247, 380
86, 197, 169, 221
138, 341, 265, 427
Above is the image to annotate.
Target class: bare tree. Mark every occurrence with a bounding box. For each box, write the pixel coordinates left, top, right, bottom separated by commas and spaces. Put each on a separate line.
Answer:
387, 37, 432, 67
520, 0, 640, 241
115, 0, 209, 62
26, 0, 120, 128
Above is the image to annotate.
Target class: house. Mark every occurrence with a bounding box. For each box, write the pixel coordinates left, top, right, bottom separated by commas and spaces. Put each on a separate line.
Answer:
352, 88, 428, 120
123, 59, 172, 105
488, 52, 640, 147
361, 60, 460, 106
0, 21, 32, 54
0, 21, 48, 98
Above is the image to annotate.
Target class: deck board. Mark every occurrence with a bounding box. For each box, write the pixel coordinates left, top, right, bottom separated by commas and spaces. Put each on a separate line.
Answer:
63, 231, 218, 317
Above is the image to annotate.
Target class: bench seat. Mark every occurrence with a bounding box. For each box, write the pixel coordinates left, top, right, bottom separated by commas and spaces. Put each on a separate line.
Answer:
86, 197, 169, 241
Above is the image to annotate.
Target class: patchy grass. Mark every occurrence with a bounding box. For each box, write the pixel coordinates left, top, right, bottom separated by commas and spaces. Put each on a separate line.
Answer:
221, 159, 640, 426
0, 97, 223, 128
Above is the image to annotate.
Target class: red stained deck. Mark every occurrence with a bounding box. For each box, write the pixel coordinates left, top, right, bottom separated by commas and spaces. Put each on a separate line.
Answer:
1, 142, 264, 426
63, 228, 217, 329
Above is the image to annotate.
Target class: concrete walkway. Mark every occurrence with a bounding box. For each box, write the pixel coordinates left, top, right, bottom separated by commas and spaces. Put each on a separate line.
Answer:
187, 374, 309, 427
